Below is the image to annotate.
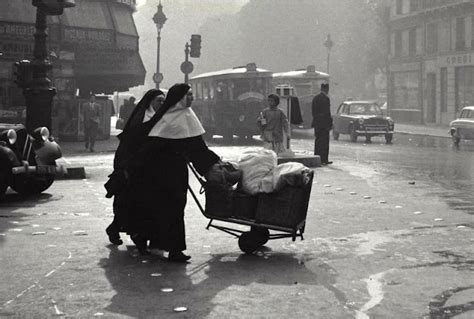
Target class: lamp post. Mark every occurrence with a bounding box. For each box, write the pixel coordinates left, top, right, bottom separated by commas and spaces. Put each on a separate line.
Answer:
152, 0, 167, 89
21, 0, 75, 134
324, 33, 334, 74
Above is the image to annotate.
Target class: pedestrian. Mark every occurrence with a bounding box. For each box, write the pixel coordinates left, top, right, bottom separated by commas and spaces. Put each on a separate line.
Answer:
106, 90, 166, 246
106, 84, 221, 263
83, 94, 101, 152
311, 83, 333, 165
119, 96, 136, 125
257, 94, 290, 155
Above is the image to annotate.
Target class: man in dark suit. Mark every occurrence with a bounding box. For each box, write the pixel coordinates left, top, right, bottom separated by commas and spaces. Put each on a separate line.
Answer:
311, 83, 333, 165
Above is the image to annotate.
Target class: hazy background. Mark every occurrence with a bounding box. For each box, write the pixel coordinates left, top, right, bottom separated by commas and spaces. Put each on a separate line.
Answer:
132, 0, 389, 104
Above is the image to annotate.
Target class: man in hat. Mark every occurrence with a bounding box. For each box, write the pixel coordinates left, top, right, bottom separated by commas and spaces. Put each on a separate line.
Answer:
311, 83, 333, 165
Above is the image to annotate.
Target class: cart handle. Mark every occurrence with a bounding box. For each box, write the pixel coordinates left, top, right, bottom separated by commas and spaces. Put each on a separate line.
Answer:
187, 162, 206, 194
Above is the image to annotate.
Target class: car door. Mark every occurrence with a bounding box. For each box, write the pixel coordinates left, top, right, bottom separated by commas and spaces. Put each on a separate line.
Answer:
339, 104, 352, 134
333, 103, 344, 132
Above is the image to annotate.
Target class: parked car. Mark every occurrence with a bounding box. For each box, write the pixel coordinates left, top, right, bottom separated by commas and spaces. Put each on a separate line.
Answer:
450, 106, 474, 146
332, 101, 395, 143
0, 123, 66, 198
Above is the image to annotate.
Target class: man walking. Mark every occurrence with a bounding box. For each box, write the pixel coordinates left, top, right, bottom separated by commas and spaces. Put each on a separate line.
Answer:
83, 94, 100, 152
311, 83, 333, 165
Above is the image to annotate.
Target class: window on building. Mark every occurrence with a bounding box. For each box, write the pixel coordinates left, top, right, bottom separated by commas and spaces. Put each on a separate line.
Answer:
455, 66, 474, 113
409, 0, 419, 12
472, 15, 474, 48
408, 28, 416, 56
395, 30, 402, 57
396, 0, 403, 14
426, 22, 438, 54
455, 17, 466, 51
440, 67, 447, 112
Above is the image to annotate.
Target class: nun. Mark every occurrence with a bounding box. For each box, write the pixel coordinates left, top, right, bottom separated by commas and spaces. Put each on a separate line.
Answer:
108, 84, 220, 262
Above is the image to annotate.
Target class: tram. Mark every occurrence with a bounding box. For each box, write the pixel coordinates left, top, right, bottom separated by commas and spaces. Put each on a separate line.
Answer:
189, 63, 273, 142
272, 65, 329, 128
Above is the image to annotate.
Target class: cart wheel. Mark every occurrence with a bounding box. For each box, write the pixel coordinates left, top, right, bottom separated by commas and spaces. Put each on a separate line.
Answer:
250, 226, 270, 246
238, 231, 261, 254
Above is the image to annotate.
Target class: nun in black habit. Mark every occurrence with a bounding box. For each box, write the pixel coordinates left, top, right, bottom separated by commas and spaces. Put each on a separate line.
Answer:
107, 84, 220, 262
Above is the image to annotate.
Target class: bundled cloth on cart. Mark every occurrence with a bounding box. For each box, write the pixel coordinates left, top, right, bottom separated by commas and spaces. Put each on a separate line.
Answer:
237, 148, 277, 195
237, 148, 312, 195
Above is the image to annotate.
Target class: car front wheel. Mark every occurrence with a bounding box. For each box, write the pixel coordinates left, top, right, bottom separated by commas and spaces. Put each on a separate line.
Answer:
0, 170, 9, 199
350, 127, 358, 143
333, 130, 339, 140
385, 133, 393, 144
452, 135, 460, 146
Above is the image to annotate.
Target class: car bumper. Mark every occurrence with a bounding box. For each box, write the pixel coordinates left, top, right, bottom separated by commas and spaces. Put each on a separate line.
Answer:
12, 164, 67, 175
355, 130, 394, 134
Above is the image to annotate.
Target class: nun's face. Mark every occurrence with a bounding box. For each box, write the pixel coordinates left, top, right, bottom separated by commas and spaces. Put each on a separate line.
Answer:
151, 94, 165, 111
185, 90, 194, 108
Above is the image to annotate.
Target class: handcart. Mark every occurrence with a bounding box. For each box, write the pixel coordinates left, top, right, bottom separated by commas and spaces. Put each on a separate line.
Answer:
187, 163, 314, 254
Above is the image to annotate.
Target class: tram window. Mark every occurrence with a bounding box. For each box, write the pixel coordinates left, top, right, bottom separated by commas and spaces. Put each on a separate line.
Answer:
203, 82, 209, 100
233, 79, 251, 98
209, 83, 215, 100
196, 82, 202, 100
216, 81, 228, 100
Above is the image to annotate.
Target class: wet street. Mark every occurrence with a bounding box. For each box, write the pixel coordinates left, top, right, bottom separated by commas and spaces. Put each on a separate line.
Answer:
0, 132, 473, 318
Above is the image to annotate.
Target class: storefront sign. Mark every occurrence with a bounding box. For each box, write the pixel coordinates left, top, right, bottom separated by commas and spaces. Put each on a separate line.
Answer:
0, 23, 35, 38
63, 28, 113, 48
115, 0, 136, 7
440, 53, 474, 66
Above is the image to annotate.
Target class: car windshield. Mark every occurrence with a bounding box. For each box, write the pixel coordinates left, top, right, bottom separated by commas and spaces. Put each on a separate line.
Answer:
461, 110, 474, 118
349, 103, 382, 115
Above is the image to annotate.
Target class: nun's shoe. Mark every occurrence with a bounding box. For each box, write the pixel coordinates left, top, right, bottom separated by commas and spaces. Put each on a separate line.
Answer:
131, 234, 150, 255
106, 225, 123, 245
168, 251, 191, 263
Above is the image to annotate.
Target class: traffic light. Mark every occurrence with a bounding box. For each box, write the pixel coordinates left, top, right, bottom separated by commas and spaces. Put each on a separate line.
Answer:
189, 34, 201, 58
13, 60, 32, 89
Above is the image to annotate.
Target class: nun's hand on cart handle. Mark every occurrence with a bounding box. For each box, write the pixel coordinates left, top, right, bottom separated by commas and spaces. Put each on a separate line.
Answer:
205, 162, 226, 184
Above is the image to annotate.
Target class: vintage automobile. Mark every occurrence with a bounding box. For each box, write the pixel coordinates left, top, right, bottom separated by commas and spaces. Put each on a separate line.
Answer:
0, 123, 66, 198
332, 101, 395, 143
450, 106, 474, 146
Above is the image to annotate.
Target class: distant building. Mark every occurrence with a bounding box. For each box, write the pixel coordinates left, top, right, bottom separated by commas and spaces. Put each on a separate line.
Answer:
0, 0, 145, 140
388, 0, 474, 124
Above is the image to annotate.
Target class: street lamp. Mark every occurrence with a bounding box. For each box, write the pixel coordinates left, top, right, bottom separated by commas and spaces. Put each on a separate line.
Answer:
152, 0, 167, 89
22, 0, 75, 134
324, 33, 334, 74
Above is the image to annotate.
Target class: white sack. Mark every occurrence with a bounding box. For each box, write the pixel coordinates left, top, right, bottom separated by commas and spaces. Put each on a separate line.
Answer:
237, 148, 277, 195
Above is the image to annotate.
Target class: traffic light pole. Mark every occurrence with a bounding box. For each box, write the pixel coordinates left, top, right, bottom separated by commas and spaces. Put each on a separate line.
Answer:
184, 43, 190, 84
24, 6, 55, 134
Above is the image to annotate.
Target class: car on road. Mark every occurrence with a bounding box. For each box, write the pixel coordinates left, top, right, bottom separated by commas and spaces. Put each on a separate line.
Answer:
0, 123, 65, 198
332, 101, 395, 143
450, 106, 474, 146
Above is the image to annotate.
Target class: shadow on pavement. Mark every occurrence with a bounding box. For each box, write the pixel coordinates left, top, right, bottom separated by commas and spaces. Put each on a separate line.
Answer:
0, 192, 55, 245
100, 245, 346, 317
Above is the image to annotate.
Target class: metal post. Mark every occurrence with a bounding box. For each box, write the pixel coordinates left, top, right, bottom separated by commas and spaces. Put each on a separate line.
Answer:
156, 29, 161, 89
184, 42, 190, 84
153, 0, 166, 89
24, 6, 55, 134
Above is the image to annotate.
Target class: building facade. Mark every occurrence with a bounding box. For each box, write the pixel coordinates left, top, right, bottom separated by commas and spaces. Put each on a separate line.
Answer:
388, 0, 474, 124
0, 0, 145, 139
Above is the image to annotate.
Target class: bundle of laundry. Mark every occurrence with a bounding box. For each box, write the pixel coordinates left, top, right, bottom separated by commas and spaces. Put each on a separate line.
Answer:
237, 148, 312, 195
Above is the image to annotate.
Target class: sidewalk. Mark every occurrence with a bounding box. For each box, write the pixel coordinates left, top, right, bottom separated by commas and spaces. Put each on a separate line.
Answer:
395, 122, 450, 139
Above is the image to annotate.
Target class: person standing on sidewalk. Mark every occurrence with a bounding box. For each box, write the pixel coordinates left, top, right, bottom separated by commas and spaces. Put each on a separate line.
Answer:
257, 94, 290, 155
83, 94, 101, 152
311, 83, 333, 165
